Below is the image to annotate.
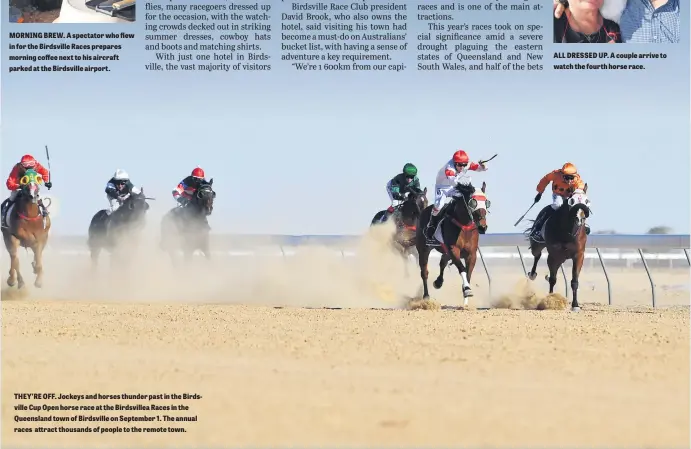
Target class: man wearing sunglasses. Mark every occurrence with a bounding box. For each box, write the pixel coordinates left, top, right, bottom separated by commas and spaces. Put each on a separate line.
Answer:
425, 149, 487, 240
381, 163, 422, 223
529, 162, 590, 241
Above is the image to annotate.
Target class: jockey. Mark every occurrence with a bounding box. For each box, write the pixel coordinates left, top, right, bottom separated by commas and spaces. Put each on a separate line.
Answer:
382, 163, 421, 222
172, 167, 210, 207
530, 162, 590, 239
424, 149, 487, 240
1, 154, 52, 228
105, 169, 135, 215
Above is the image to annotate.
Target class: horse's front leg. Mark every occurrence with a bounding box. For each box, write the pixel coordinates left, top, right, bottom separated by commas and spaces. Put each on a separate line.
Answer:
528, 242, 545, 280
401, 247, 411, 278
6, 238, 20, 288
31, 242, 45, 288
546, 253, 561, 294
90, 246, 101, 272
570, 250, 584, 312
449, 247, 473, 306
465, 249, 477, 284
433, 253, 450, 289
418, 245, 432, 299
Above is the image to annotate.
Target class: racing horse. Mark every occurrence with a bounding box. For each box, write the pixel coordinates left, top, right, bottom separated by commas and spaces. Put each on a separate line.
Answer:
524, 187, 591, 312
1, 169, 51, 289
415, 182, 489, 306
371, 187, 428, 270
87, 186, 152, 269
160, 179, 216, 265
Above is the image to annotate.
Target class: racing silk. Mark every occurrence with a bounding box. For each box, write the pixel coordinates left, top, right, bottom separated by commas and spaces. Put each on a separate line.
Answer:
105, 177, 135, 200
6, 162, 50, 191
536, 170, 585, 197
173, 176, 208, 200
389, 173, 421, 199
435, 158, 486, 187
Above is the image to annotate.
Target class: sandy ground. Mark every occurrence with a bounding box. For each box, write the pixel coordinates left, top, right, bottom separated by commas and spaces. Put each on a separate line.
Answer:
2, 223, 689, 448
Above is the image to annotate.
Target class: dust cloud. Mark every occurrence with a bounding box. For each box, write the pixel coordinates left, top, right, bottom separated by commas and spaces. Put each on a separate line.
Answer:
491, 279, 568, 310
1, 218, 429, 309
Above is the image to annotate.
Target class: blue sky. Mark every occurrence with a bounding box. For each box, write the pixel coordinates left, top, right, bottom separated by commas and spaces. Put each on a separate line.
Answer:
2, 1, 689, 235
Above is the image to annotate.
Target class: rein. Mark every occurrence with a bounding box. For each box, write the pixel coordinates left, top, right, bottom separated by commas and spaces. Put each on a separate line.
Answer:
15, 188, 43, 222
18, 212, 41, 222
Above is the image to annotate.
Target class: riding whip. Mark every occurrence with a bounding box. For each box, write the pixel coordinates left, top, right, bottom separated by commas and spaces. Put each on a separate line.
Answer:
513, 200, 537, 227
44, 145, 52, 179
478, 153, 498, 165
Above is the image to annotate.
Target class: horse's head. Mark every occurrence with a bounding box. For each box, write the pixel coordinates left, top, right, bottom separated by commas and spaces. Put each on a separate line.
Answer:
194, 179, 216, 216
453, 182, 490, 233
18, 169, 42, 204
399, 187, 428, 227
565, 186, 591, 231
122, 187, 150, 221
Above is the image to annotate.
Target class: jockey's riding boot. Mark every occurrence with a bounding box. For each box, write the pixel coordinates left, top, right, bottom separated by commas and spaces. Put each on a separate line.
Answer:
425, 212, 440, 239
1, 199, 11, 228
531, 209, 548, 239
585, 223, 591, 235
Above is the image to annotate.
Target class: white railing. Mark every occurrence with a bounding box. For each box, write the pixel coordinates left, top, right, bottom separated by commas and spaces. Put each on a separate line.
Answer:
44, 233, 691, 308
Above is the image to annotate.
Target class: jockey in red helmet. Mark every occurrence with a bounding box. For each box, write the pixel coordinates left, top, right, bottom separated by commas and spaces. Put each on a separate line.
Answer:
425, 149, 488, 240
172, 167, 211, 207
1, 154, 52, 228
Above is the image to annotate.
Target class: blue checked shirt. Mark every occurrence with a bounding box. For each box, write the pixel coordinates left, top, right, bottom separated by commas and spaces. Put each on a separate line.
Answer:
619, 0, 680, 43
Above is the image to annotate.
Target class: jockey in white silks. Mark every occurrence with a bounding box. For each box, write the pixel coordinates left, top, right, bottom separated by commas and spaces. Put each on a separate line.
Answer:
424, 149, 487, 240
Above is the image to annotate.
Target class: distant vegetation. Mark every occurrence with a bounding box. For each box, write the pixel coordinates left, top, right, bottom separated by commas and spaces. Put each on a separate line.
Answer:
646, 225, 674, 253
646, 226, 673, 235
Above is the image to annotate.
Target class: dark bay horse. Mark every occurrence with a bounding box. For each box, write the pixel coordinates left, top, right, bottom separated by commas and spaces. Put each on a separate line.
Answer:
415, 182, 489, 307
2, 169, 51, 289
525, 186, 591, 312
371, 187, 428, 266
160, 180, 216, 265
87, 187, 152, 269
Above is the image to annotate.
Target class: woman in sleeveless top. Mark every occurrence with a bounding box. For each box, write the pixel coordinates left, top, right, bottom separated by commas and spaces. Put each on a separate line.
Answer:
553, 0, 622, 43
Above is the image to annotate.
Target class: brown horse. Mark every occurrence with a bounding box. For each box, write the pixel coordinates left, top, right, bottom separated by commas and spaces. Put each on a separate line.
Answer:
415, 182, 489, 307
371, 187, 428, 272
2, 170, 51, 289
525, 186, 591, 312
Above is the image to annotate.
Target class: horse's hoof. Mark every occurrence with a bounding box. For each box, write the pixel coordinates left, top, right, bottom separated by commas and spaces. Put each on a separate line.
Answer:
7, 278, 15, 287
433, 279, 443, 289
527, 272, 536, 281
571, 306, 581, 312
463, 288, 474, 298
17, 282, 25, 290
544, 274, 550, 282
34, 280, 43, 289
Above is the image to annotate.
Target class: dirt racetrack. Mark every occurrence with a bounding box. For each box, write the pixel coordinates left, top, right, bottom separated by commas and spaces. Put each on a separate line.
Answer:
2, 224, 690, 448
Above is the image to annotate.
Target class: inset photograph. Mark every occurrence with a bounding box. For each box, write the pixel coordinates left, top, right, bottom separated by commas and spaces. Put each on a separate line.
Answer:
9, 0, 134, 23
553, 0, 679, 43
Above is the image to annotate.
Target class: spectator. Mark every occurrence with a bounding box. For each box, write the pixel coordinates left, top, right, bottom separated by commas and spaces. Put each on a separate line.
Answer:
554, 0, 680, 43
554, 0, 622, 43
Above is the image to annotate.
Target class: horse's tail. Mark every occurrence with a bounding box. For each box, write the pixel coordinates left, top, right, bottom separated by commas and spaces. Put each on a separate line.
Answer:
522, 219, 535, 239
522, 219, 538, 251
